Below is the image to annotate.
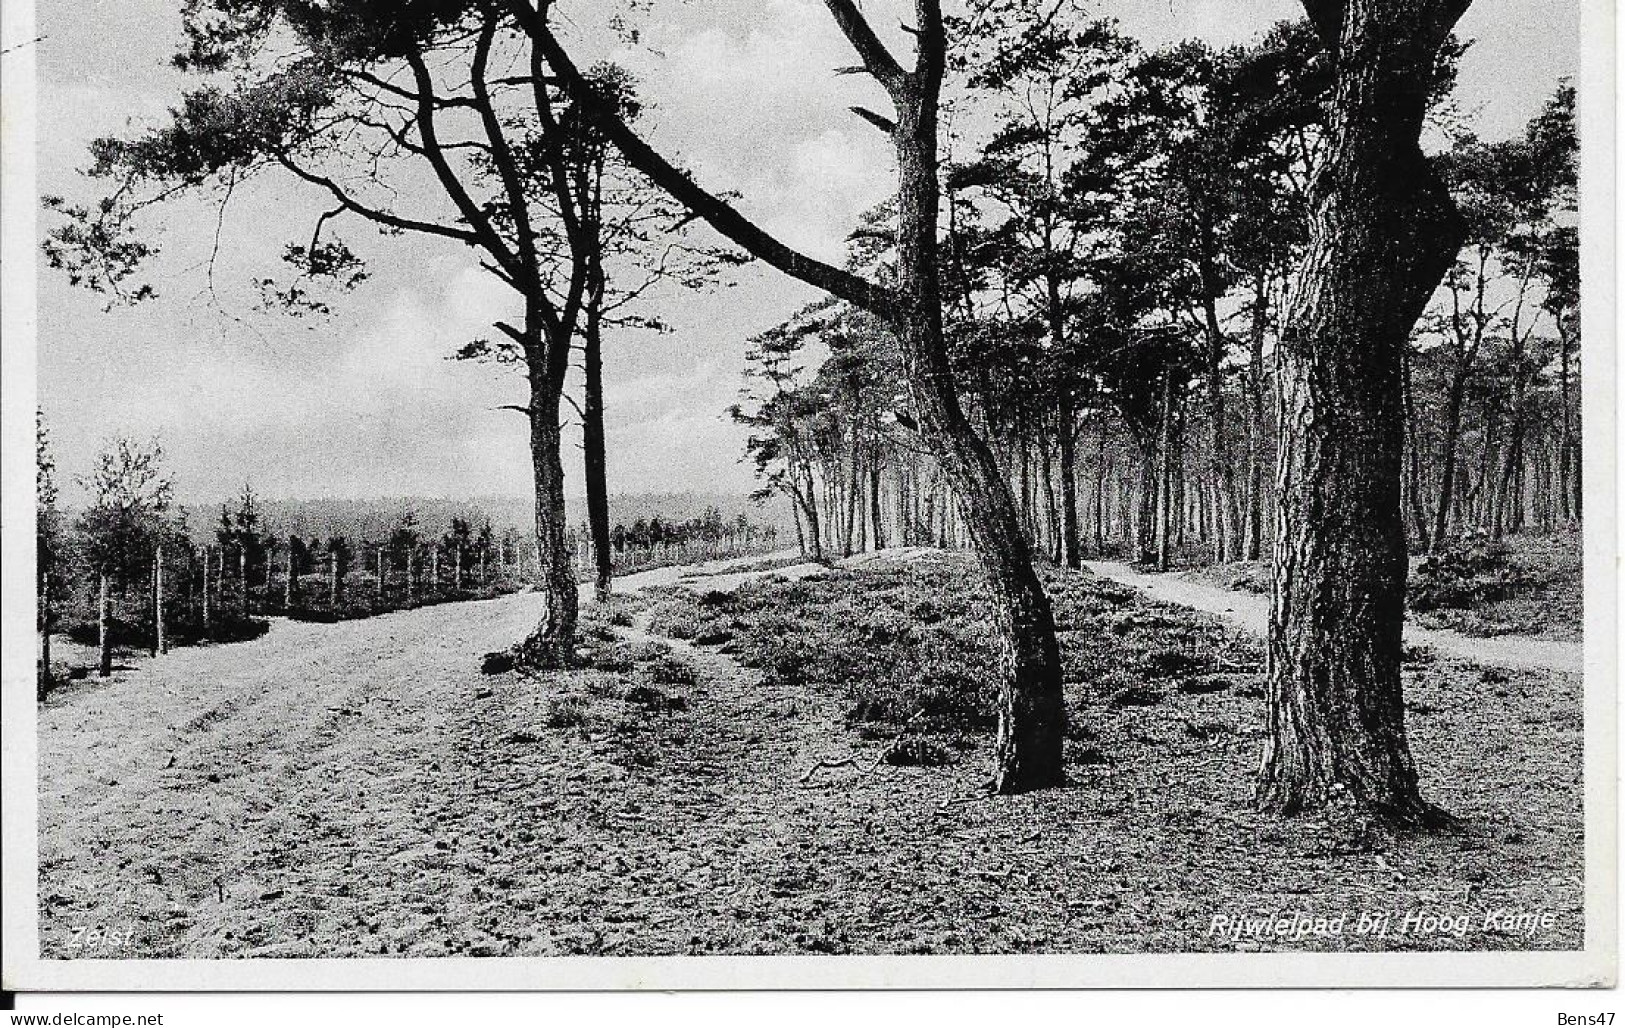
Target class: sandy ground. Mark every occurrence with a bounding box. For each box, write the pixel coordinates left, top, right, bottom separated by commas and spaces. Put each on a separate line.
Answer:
1083, 561, 1583, 675
35, 550, 801, 957
36, 548, 1582, 957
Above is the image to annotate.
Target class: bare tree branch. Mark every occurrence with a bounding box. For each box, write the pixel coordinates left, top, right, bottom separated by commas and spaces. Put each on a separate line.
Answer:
849, 106, 897, 135
823, 0, 908, 93
276, 155, 481, 247
507, 0, 899, 320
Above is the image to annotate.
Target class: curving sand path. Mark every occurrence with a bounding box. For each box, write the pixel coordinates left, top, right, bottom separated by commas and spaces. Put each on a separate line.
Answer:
1082, 561, 1583, 675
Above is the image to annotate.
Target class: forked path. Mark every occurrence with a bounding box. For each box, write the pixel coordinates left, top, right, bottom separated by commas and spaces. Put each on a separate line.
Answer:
1082, 561, 1583, 675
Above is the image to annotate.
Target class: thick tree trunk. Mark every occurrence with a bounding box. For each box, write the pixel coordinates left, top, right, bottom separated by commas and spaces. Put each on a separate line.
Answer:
1259, 0, 1468, 826
519, 380, 580, 667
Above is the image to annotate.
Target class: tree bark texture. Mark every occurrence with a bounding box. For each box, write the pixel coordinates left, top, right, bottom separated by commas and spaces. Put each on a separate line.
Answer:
520, 376, 580, 667
1260, 0, 1470, 825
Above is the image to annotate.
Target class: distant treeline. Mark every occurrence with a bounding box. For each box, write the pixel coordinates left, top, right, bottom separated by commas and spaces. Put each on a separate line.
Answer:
35, 430, 782, 698
165, 492, 797, 550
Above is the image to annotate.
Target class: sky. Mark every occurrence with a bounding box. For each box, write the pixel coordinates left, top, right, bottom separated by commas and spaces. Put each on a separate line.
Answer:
32, 0, 1579, 506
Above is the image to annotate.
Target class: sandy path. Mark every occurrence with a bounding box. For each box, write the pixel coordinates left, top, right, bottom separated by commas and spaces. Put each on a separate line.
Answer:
1082, 561, 1583, 674
35, 549, 817, 956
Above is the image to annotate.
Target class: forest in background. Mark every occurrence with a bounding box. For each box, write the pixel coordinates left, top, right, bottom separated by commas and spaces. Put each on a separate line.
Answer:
730, 21, 1577, 573
36, 0, 1579, 815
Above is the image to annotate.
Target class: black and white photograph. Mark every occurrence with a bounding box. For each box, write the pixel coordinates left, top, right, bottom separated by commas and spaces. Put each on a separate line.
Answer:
0, 0, 1615, 1005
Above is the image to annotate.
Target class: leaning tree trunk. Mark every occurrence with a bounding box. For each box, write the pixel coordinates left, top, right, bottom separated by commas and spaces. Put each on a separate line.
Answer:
892, 57, 1066, 793
1259, 0, 1469, 826
530, 0, 1064, 790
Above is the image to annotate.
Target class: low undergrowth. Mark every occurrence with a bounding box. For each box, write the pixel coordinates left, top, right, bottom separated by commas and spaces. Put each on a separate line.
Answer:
641, 555, 1263, 749
1410, 532, 1517, 613
1410, 529, 1581, 640
38, 550, 1581, 957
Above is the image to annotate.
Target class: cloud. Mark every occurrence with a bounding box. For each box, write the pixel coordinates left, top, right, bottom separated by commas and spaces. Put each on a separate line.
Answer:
35, 0, 1579, 508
